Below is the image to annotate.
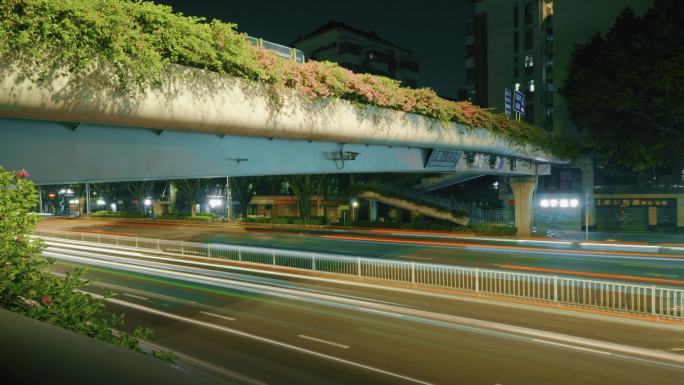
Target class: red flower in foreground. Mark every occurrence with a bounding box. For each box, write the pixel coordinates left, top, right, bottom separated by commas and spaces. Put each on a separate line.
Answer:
16, 169, 30, 178
41, 296, 53, 306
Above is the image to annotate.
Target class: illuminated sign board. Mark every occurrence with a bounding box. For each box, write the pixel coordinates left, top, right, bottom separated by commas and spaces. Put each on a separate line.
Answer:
425, 150, 462, 169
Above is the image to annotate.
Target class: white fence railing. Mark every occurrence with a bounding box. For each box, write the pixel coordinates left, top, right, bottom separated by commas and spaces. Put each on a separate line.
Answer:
35, 229, 684, 320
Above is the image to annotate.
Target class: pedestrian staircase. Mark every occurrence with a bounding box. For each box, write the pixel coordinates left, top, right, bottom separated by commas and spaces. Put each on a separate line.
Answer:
353, 183, 513, 226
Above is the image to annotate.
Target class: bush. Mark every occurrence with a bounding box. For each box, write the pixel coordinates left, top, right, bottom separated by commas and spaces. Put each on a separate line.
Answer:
242, 216, 325, 225
462, 224, 517, 236
157, 213, 216, 221
0, 167, 162, 355
91, 211, 147, 218
0, 0, 577, 159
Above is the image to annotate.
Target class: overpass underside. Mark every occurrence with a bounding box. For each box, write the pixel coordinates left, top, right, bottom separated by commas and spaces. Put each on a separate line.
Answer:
0, 118, 547, 185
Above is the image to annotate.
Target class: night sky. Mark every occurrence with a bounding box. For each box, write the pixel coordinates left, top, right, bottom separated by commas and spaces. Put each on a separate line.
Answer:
153, 0, 471, 99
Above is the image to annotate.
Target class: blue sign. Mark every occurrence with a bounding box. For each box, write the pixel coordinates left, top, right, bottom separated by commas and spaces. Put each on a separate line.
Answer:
513, 90, 526, 115
425, 149, 462, 169
504, 88, 512, 118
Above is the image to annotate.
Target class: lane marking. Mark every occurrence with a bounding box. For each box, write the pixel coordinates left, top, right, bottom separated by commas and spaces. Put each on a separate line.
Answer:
58, 251, 684, 368
399, 255, 433, 260
321, 234, 684, 260
357, 307, 405, 318
531, 338, 612, 356
199, 311, 236, 322
496, 264, 684, 286
298, 335, 350, 349
105, 297, 432, 384
121, 293, 149, 301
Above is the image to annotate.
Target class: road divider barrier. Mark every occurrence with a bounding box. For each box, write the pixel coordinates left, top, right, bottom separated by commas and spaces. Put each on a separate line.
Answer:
34, 230, 684, 320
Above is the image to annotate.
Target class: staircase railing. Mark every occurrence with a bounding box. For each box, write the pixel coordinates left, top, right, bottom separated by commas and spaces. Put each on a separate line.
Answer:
355, 182, 512, 224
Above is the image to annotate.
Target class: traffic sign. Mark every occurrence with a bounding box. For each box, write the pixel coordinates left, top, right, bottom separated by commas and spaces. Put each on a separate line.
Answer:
504, 88, 512, 118
513, 90, 525, 115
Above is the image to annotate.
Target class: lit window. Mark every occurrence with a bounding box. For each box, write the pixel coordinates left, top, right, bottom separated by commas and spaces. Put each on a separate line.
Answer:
515, 82, 521, 91
528, 79, 535, 92
524, 54, 534, 68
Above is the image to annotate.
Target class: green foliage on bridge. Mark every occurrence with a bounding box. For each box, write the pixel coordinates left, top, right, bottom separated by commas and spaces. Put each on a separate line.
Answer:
0, 0, 577, 159
0, 166, 166, 358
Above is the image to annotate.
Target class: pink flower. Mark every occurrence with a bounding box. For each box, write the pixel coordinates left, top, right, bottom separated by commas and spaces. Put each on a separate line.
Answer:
15, 237, 22, 243
16, 169, 30, 178
41, 296, 52, 306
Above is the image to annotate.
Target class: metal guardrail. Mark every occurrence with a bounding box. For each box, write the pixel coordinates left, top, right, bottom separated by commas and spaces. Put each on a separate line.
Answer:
533, 213, 569, 236
35, 230, 684, 320
246, 36, 305, 63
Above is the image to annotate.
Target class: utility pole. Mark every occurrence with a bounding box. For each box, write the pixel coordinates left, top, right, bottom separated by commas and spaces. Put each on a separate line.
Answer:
225, 176, 231, 222
85, 182, 91, 216
38, 186, 43, 214
585, 191, 590, 240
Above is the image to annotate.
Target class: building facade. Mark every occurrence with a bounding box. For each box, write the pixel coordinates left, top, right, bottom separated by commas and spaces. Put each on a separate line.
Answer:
465, 0, 684, 232
293, 21, 420, 88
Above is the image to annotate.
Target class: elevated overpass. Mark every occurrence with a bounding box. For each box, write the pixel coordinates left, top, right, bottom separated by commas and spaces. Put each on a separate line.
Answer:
0, 60, 565, 234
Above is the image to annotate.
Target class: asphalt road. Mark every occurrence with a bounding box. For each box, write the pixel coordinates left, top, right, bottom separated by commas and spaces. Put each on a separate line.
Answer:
39, 218, 684, 285
42, 238, 684, 385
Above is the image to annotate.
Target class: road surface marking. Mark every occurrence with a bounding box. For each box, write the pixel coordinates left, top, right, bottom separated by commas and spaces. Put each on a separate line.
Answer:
329, 249, 351, 254
399, 255, 432, 260
121, 293, 149, 301
57, 251, 684, 368
199, 311, 236, 322
298, 335, 350, 349
356, 307, 404, 318
104, 297, 433, 385
531, 339, 611, 356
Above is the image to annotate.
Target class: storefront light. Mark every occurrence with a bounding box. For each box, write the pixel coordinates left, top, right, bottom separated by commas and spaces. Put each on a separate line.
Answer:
540, 199, 550, 208
549, 199, 559, 208
570, 199, 579, 208
559, 199, 569, 208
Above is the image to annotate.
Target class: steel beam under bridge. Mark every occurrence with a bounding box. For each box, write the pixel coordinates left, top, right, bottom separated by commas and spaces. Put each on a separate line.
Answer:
0, 118, 546, 184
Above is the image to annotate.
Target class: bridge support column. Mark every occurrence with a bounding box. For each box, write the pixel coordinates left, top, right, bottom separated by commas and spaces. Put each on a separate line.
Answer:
369, 200, 378, 222
509, 176, 537, 237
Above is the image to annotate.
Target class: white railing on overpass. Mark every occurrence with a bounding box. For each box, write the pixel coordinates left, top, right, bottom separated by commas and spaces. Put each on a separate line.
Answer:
34, 229, 684, 320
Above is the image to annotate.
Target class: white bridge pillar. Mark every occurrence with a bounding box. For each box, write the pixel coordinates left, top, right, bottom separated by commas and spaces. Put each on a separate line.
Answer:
509, 176, 538, 237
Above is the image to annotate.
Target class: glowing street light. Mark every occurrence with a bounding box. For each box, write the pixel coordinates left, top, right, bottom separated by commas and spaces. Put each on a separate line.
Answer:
144, 198, 152, 206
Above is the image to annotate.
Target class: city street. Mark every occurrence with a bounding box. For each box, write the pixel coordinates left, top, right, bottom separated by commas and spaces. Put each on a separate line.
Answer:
39, 218, 684, 285
42, 237, 684, 385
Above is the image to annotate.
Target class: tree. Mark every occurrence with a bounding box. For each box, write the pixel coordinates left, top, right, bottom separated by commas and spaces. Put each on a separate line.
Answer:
0, 167, 161, 355
561, 0, 684, 173
126, 181, 154, 214
232, 177, 256, 219
284, 175, 327, 220
174, 179, 212, 216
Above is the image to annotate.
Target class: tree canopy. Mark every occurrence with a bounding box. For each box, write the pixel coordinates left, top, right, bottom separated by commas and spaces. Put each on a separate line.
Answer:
561, 0, 684, 173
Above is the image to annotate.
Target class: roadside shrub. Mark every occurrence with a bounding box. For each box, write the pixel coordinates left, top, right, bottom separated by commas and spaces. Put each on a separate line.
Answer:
91, 211, 147, 218
462, 224, 517, 236
0, 167, 162, 355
